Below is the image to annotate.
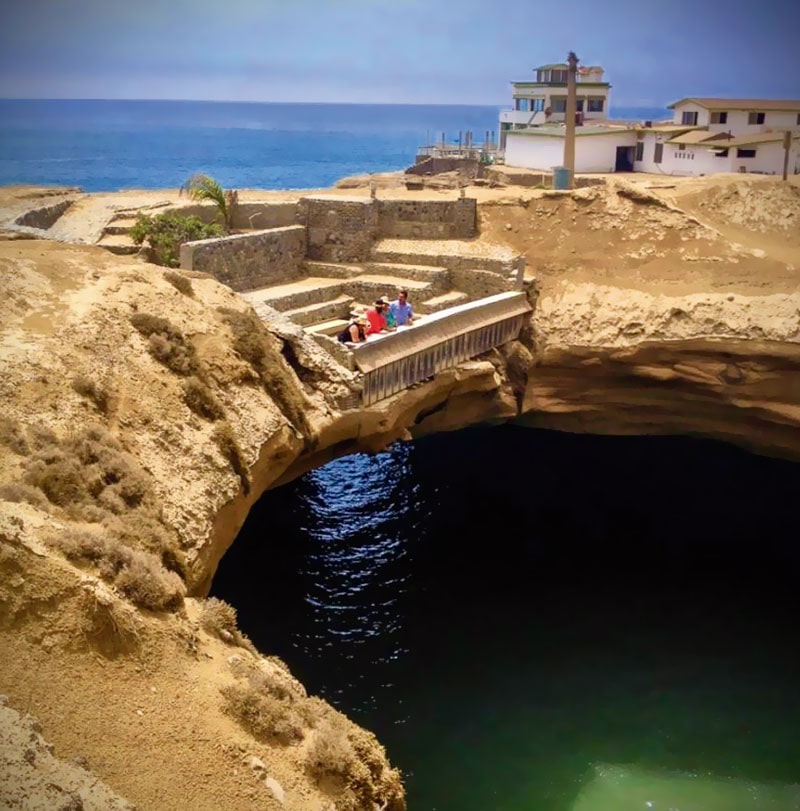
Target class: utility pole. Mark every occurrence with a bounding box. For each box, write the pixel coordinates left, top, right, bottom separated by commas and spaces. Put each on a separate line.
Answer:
563, 51, 579, 189
783, 130, 791, 181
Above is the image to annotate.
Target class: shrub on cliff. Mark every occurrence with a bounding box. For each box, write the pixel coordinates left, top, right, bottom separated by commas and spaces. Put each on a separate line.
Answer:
130, 212, 221, 268
130, 313, 199, 376
55, 529, 184, 612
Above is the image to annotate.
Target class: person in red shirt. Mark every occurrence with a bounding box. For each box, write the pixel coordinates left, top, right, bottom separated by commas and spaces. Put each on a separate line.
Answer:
365, 298, 389, 335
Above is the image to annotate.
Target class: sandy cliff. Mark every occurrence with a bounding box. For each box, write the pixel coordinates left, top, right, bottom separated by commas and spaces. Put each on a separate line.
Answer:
0, 174, 798, 809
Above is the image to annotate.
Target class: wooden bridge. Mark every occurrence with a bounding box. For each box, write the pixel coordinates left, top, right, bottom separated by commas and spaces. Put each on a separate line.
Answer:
351, 291, 532, 405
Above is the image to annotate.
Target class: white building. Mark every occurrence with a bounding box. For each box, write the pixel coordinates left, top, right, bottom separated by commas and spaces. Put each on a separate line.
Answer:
501, 75, 800, 177
634, 98, 800, 176
499, 62, 611, 148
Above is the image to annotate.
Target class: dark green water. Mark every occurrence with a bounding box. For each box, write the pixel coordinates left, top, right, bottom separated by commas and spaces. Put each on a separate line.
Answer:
212, 426, 800, 810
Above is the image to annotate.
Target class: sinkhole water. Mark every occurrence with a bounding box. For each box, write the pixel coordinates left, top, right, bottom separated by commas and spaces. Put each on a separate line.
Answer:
212, 425, 800, 810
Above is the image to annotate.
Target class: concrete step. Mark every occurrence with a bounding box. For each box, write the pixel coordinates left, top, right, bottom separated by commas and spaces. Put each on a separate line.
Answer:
363, 262, 450, 295
363, 261, 448, 282
283, 294, 354, 327
96, 234, 139, 255
305, 318, 350, 337
342, 274, 435, 303
240, 277, 344, 312
103, 217, 140, 236
302, 260, 366, 279
372, 238, 521, 275
417, 290, 470, 314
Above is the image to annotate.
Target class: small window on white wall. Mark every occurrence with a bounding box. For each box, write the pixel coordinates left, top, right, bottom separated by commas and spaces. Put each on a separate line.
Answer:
747, 112, 765, 125
710, 112, 728, 124
737, 148, 757, 158
681, 111, 698, 125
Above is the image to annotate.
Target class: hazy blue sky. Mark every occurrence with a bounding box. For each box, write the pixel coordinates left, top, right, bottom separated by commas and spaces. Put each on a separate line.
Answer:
1, 0, 798, 106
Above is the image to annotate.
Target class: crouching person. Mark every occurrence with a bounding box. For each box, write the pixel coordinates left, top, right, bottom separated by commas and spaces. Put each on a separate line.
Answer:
337, 318, 367, 344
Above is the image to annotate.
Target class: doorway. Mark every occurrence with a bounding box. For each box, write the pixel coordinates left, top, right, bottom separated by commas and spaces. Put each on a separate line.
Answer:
615, 145, 635, 171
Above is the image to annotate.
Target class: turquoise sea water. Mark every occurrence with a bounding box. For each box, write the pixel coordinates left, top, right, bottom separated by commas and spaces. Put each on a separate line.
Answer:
0, 99, 670, 192
214, 426, 800, 811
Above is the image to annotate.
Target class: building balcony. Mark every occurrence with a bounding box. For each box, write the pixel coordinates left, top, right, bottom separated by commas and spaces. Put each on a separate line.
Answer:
500, 110, 547, 126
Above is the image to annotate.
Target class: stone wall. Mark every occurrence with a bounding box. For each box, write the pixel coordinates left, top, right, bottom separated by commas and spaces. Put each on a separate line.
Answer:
14, 199, 74, 230
449, 267, 517, 298
299, 197, 379, 262
162, 201, 300, 230
180, 226, 306, 292
377, 198, 476, 239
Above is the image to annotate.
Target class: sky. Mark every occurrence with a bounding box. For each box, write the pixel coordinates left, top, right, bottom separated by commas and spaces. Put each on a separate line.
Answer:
0, 0, 798, 107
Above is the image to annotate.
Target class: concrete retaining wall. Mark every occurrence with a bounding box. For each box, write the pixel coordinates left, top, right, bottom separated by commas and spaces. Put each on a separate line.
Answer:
180, 225, 306, 292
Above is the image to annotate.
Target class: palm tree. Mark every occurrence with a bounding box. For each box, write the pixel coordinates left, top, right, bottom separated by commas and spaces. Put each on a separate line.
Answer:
180, 173, 238, 232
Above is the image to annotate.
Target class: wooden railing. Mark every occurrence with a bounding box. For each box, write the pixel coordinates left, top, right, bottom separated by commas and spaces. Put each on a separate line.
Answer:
352, 292, 532, 406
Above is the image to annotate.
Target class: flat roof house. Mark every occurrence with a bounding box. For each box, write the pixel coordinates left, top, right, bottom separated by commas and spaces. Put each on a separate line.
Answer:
633, 98, 800, 176
501, 76, 800, 177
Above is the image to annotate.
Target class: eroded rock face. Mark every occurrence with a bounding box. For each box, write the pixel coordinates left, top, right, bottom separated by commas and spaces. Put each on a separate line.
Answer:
523, 281, 800, 461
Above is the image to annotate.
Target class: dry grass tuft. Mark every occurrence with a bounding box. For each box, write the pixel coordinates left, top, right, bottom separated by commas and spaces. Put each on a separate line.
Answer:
80, 585, 141, 657
0, 417, 30, 455
0, 483, 50, 510
199, 597, 256, 652
183, 378, 225, 421
71, 375, 109, 414
305, 709, 406, 811
54, 528, 184, 611
217, 307, 312, 436
25, 425, 153, 511
212, 421, 251, 494
164, 270, 194, 297
221, 673, 306, 745
22, 425, 187, 608
306, 716, 359, 780
25, 456, 88, 506
130, 312, 199, 376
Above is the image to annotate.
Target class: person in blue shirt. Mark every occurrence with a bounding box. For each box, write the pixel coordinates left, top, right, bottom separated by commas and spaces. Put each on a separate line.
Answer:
389, 289, 414, 327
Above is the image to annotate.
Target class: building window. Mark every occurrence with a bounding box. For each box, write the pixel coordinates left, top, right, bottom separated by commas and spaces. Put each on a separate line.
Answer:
747, 112, 765, 125
736, 148, 757, 158
576, 99, 584, 112
681, 111, 698, 125
710, 112, 728, 124
654, 143, 663, 164
714, 149, 729, 158
635, 142, 644, 161
679, 144, 686, 151
551, 70, 567, 83
797, 113, 800, 125
551, 98, 567, 113
587, 98, 604, 113
532, 99, 545, 112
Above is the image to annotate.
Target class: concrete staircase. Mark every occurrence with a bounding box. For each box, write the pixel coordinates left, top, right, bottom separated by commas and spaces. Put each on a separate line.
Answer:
91, 203, 523, 351
95, 216, 140, 255
241, 239, 522, 341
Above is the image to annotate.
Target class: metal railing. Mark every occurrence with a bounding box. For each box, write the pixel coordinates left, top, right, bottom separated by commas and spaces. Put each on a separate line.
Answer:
352, 292, 532, 406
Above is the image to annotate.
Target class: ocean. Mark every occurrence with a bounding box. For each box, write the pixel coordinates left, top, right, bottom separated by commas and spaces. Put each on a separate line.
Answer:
0, 99, 670, 192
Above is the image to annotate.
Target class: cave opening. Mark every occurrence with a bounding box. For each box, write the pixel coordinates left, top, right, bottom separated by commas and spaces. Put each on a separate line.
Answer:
212, 425, 800, 810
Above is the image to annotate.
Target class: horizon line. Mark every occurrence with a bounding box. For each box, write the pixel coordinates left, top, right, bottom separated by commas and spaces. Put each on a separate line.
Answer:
0, 96, 673, 110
